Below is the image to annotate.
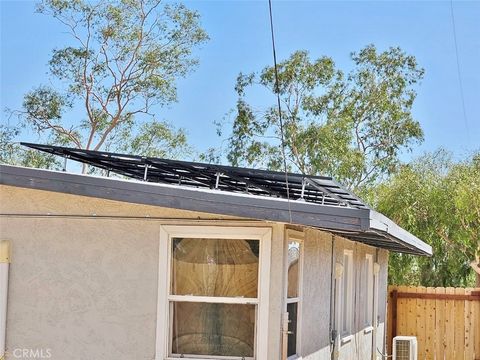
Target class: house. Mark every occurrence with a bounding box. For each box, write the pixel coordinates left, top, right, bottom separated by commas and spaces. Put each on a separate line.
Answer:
0, 143, 432, 360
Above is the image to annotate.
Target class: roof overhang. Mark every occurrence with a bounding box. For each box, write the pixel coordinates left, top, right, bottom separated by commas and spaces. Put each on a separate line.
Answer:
0, 164, 432, 256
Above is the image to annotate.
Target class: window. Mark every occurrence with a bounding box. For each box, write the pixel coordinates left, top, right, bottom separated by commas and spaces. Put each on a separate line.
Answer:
285, 230, 303, 359
340, 250, 353, 336
364, 254, 374, 327
156, 226, 271, 360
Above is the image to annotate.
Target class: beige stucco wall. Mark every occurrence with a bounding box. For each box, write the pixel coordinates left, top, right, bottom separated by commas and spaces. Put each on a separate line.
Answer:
0, 185, 265, 360
299, 228, 333, 358
0, 184, 388, 360
2, 216, 159, 359
299, 228, 389, 360
0, 184, 241, 219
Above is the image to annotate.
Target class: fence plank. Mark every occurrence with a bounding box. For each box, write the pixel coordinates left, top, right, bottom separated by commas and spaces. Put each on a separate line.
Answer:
465, 288, 474, 360
444, 287, 455, 360
397, 285, 408, 337
435, 287, 446, 360
454, 288, 466, 359
406, 285, 417, 337
475, 291, 480, 360
417, 286, 427, 359
387, 285, 396, 355
425, 286, 435, 360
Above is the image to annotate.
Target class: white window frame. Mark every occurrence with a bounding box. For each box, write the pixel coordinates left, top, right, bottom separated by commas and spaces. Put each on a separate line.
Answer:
339, 250, 353, 338
284, 229, 304, 360
364, 254, 374, 329
155, 225, 272, 360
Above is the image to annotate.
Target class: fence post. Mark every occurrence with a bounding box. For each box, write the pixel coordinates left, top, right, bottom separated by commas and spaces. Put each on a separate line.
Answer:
391, 289, 398, 340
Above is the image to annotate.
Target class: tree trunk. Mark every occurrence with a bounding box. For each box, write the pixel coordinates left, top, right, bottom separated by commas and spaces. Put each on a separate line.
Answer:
471, 257, 480, 287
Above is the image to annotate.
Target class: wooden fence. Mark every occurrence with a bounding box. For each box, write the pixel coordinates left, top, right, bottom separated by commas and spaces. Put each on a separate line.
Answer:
387, 286, 480, 360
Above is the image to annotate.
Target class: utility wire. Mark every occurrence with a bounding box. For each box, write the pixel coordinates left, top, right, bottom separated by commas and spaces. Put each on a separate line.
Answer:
268, 0, 293, 223
449, 0, 471, 145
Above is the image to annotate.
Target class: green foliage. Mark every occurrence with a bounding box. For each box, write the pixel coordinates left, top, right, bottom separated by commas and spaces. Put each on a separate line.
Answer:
7, 0, 208, 165
369, 150, 480, 287
223, 45, 424, 190
0, 125, 61, 169
114, 120, 192, 159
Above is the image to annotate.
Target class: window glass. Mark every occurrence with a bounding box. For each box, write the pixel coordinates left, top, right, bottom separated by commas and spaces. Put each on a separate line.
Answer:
171, 302, 256, 357
171, 238, 259, 297
287, 302, 298, 357
287, 241, 300, 298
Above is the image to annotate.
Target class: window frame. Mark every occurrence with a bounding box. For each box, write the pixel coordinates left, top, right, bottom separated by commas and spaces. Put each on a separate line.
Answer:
364, 254, 374, 328
155, 225, 272, 360
339, 250, 354, 338
284, 229, 304, 360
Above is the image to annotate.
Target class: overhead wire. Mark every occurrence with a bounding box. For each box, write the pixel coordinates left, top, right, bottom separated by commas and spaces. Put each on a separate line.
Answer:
268, 0, 293, 223
449, 0, 471, 145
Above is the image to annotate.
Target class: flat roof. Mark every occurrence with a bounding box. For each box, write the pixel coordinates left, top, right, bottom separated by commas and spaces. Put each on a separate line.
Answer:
0, 163, 432, 256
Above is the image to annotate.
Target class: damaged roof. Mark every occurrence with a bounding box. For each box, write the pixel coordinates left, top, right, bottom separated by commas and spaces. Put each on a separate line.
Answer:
0, 143, 432, 256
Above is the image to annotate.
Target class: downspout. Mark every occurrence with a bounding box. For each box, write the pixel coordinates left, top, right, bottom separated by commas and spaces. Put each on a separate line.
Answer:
0, 240, 11, 360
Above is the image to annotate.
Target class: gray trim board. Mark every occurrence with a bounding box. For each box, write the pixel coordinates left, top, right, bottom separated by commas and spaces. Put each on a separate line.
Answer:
0, 164, 432, 256
0, 165, 368, 231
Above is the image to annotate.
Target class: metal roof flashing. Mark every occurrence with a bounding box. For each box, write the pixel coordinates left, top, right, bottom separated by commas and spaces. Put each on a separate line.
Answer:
369, 211, 432, 256
0, 163, 431, 256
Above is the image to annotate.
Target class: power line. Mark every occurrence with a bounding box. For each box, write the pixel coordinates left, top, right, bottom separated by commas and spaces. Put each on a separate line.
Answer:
449, 0, 471, 145
268, 0, 293, 223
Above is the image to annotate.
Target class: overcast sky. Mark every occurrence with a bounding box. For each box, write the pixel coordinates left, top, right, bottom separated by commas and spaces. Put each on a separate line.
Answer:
1, 0, 479, 162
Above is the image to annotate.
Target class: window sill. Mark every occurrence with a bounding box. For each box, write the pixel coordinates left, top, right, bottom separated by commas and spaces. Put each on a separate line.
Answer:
341, 334, 354, 345
364, 326, 374, 334
287, 355, 302, 360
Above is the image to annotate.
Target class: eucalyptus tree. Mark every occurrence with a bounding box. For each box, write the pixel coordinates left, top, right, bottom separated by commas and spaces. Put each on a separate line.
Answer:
0, 125, 60, 169
8, 0, 208, 168
371, 150, 480, 287
222, 45, 424, 189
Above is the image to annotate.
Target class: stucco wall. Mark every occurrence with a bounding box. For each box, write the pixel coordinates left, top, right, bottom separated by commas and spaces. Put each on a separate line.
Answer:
376, 248, 389, 356
0, 185, 269, 360
0, 184, 241, 219
300, 229, 333, 358
0, 184, 388, 360
2, 216, 159, 359
299, 229, 389, 360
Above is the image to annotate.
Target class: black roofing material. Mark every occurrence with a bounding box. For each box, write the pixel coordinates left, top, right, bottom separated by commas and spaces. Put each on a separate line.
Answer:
21, 142, 368, 209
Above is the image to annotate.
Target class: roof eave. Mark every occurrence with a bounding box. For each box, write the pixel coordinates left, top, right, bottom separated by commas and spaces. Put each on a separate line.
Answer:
0, 164, 368, 232
0, 164, 432, 256
369, 210, 433, 256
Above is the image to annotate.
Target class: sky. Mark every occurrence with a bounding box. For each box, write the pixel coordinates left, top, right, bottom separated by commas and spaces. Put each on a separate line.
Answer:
1, 0, 479, 164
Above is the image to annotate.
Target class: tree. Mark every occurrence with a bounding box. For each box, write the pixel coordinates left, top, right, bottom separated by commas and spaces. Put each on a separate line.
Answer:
221, 45, 424, 189
6, 0, 207, 168
0, 125, 61, 169
369, 150, 480, 287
